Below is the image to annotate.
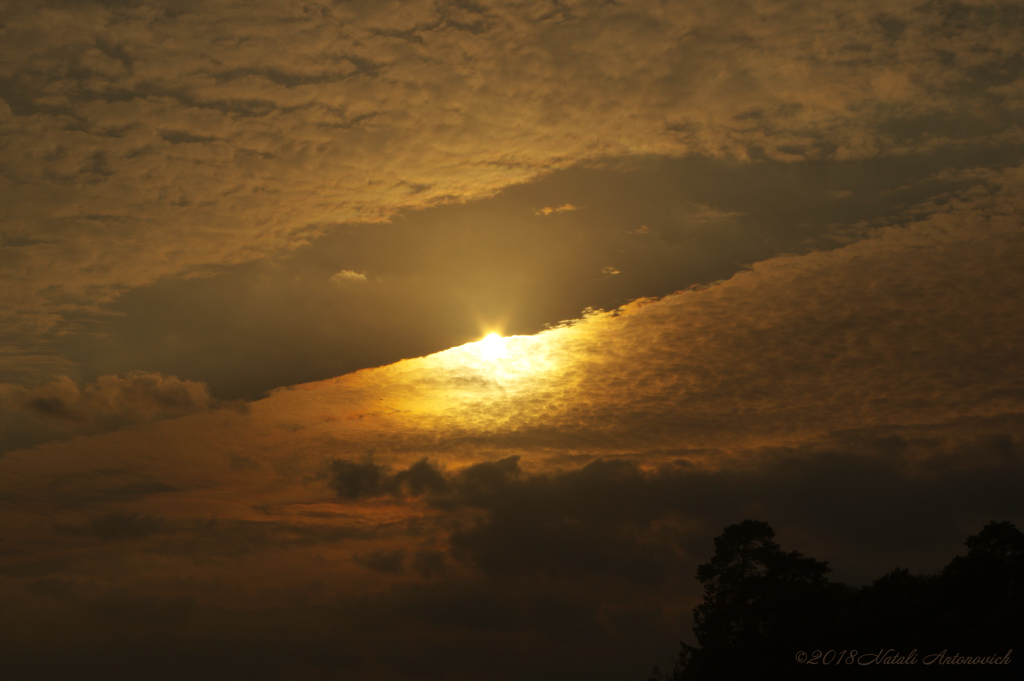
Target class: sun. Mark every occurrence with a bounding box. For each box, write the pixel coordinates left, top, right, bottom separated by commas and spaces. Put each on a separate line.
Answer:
480, 332, 507, 360
426, 328, 559, 386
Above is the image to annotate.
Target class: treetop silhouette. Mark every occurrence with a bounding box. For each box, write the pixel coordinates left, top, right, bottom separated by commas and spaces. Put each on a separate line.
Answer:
654, 520, 1023, 680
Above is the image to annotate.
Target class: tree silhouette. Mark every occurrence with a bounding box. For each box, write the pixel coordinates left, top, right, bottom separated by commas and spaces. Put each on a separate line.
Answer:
668, 520, 844, 680
655, 520, 1023, 681
932, 520, 1024, 650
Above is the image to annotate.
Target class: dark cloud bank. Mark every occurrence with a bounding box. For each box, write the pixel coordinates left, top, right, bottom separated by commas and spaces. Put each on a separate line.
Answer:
0, 370, 214, 454
329, 431, 1024, 586
3, 429, 1022, 680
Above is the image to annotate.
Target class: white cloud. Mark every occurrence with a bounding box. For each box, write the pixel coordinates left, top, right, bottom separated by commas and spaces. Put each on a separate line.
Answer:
536, 203, 580, 216
689, 204, 745, 222
331, 270, 368, 283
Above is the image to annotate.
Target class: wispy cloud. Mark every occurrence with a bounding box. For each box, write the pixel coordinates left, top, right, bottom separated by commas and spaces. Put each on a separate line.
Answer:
536, 203, 580, 216
330, 270, 368, 283
688, 204, 745, 222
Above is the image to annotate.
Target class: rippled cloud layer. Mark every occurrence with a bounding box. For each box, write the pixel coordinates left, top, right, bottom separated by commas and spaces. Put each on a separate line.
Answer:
3, 0, 1024, 358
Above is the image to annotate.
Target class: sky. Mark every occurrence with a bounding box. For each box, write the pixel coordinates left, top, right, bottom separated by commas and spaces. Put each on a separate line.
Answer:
1, 0, 1024, 679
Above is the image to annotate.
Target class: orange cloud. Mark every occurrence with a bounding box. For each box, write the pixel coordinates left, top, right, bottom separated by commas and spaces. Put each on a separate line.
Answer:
535, 203, 580, 216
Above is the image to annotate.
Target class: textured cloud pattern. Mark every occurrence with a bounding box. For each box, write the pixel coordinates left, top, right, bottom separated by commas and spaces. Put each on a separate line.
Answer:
3, 0, 1023, 348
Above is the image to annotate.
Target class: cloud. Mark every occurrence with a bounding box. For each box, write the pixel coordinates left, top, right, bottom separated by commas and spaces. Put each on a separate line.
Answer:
328, 459, 392, 499
446, 434, 1024, 583
354, 548, 406, 574
89, 511, 166, 542
200, 165, 1024, 474
688, 204, 745, 222
330, 269, 368, 283
535, 203, 580, 216
317, 433, 1024, 587
3, 0, 1023, 360
2, 426, 1022, 679
58, 153, 957, 401
0, 371, 213, 454
327, 456, 500, 502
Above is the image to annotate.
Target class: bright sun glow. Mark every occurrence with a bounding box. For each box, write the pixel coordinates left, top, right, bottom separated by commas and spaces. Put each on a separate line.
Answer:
480, 332, 506, 360
422, 328, 562, 393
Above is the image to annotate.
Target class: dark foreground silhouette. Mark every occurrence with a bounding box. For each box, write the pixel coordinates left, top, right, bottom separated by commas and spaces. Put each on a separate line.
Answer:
650, 520, 1023, 680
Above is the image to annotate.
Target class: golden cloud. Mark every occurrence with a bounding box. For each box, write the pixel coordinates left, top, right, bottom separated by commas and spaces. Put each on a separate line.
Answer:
3, 0, 1022, 351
